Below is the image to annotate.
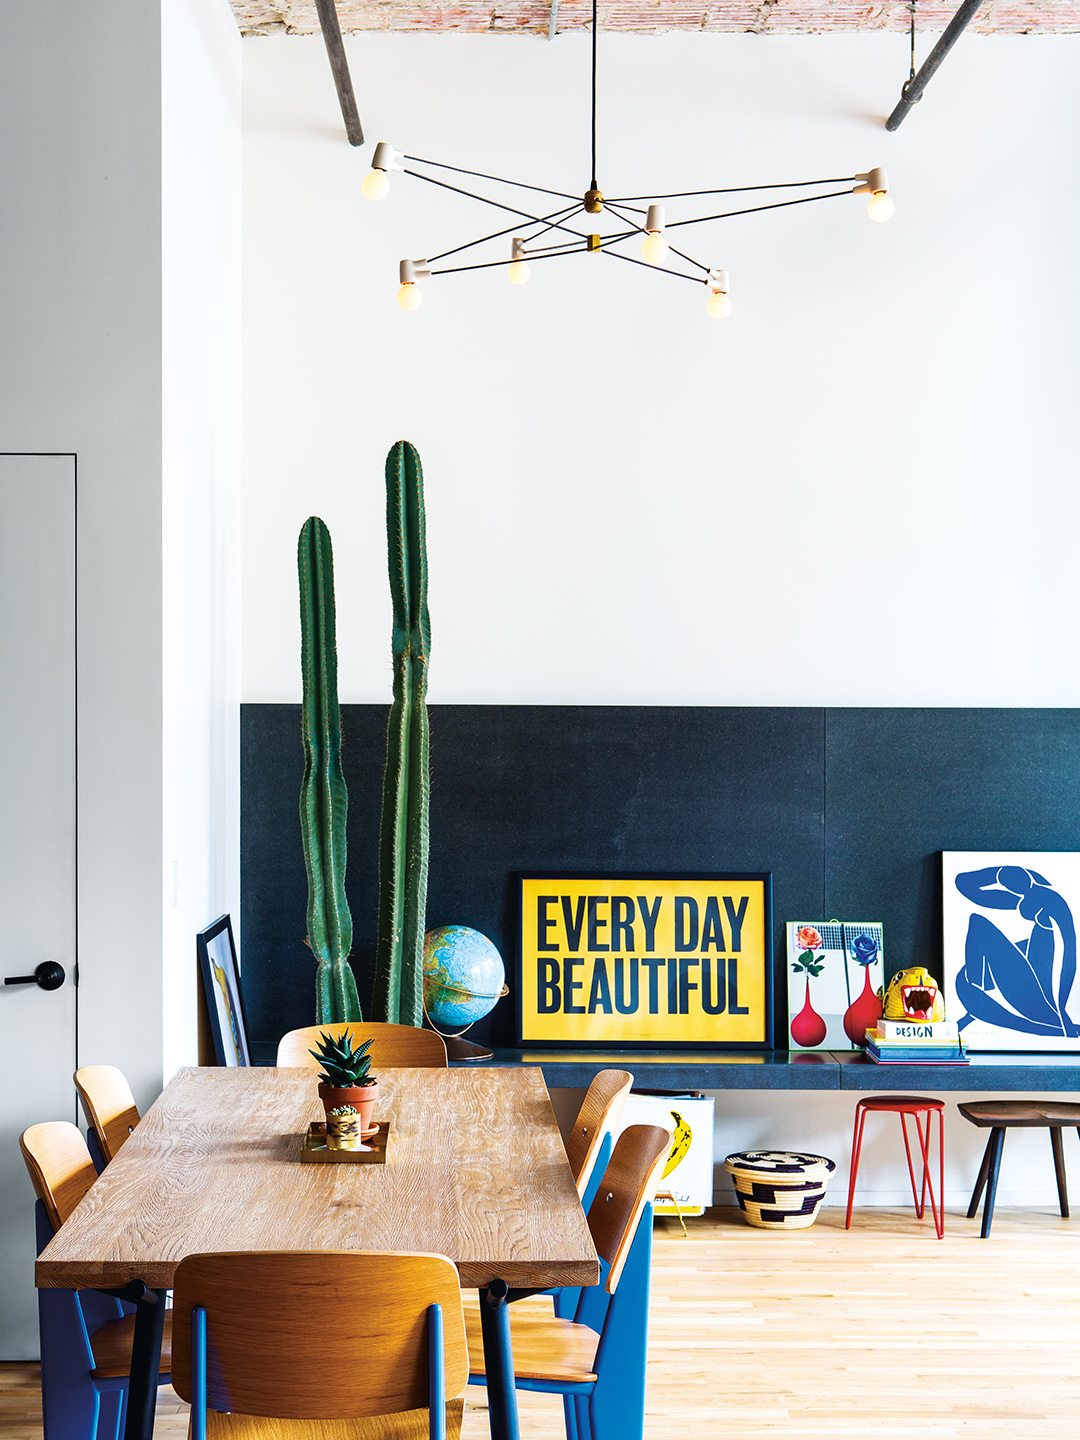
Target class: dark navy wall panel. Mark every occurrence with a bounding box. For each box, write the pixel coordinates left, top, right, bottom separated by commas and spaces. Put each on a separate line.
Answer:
242, 704, 1080, 1055
241, 705, 825, 1049
824, 708, 1080, 978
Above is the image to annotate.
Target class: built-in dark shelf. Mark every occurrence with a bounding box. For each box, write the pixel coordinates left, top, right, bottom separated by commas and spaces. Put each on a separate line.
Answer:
471, 1049, 1080, 1093
249, 1039, 1080, 1092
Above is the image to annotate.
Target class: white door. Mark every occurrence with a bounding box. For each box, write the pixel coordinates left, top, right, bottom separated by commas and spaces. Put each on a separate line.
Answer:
0, 454, 77, 1360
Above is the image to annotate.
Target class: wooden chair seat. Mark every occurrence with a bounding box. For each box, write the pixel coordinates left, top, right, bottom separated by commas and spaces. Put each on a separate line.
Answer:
199, 1401, 464, 1440
464, 1307, 599, 1385
88, 1313, 173, 1379
958, 1101, 1080, 1128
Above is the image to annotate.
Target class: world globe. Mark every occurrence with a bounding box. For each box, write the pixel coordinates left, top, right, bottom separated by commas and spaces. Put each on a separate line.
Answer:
422, 925, 506, 1035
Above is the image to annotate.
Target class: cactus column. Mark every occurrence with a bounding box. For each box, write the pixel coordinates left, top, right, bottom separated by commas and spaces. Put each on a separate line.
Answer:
372, 442, 430, 1027
298, 517, 362, 1024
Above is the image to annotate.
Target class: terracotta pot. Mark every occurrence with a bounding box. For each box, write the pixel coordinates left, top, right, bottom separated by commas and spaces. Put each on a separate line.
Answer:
319, 1079, 379, 1130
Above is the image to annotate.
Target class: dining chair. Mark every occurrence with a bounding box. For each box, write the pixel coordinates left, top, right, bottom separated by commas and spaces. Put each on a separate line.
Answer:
172, 1251, 468, 1440
19, 1122, 173, 1440
276, 1021, 449, 1069
74, 1065, 141, 1170
564, 1070, 633, 1210
466, 1122, 672, 1440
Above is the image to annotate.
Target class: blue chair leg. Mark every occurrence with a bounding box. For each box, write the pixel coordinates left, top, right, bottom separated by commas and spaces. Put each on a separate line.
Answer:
562, 1394, 579, 1440
585, 1203, 653, 1440
427, 1304, 445, 1440
38, 1286, 102, 1440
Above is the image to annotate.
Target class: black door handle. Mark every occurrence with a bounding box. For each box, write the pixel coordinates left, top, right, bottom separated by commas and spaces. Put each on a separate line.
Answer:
4, 961, 66, 991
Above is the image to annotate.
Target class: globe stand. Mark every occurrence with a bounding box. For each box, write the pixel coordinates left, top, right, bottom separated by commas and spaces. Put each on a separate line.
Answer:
443, 1034, 494, 1063
421, 1015, 495, 1062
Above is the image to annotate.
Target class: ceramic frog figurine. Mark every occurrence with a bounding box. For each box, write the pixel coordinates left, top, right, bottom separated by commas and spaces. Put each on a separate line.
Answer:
879, 965, 946, 1023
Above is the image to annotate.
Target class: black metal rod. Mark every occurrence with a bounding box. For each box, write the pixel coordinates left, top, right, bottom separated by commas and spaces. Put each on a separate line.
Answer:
404, 169, 593, 246
664, 189, 852, 231
590, 0, 598, 189
314, 0, 363, 146
885, 0, 984, 132
608, 177, 857, 203
405, 155, 578, 202
427, 203, 582, 265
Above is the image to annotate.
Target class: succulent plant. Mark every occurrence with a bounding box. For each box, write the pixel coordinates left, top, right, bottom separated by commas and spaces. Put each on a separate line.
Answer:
309, 1030, 376, 1089
328, 1104, 359, 1117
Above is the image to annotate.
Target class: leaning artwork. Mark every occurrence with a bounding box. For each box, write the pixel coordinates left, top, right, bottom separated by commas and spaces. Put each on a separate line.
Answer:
942, 852, 1080, 1052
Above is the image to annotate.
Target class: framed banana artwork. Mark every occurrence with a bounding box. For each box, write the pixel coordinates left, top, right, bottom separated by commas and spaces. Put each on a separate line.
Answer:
612, 1092, 716, 1217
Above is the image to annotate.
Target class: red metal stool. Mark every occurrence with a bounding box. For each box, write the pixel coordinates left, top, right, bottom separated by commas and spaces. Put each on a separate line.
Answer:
845, 1094, 945, 1238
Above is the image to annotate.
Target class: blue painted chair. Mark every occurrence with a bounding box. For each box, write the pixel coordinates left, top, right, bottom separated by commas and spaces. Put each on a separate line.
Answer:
551, 1070, 633, 1320
74, 1066, 141, 1173
20, 1122, 172, 1440
172, 1250, 468, 1440
467, 1122, 672, 1440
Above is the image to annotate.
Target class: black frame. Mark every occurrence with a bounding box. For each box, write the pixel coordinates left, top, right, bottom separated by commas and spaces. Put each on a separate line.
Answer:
196, 914, 251, 1067
515, 871, 773, 1051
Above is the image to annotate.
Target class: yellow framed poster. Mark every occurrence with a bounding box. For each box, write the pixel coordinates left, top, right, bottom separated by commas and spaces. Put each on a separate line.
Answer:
517, 872, 773, 1049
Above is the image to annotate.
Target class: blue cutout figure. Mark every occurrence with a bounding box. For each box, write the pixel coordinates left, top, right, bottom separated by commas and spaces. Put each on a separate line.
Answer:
954, 865, 1080, 1038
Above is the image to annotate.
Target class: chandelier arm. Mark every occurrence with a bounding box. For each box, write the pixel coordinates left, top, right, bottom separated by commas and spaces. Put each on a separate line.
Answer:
404, 168, 592, 242
664, 188, 854, 230
602, 201, 711, 274
601, 249, 707, 286
522, 206, 587, 245
607, 178, 858, 202
426, 203, 584, 265
431, 248, 588, 277
404, 154, 579, 202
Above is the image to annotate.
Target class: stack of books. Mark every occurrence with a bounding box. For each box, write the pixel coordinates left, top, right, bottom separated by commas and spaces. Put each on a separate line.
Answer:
863, 1019, 968, 1065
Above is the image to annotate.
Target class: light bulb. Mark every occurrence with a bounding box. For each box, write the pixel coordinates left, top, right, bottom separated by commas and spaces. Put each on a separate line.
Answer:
707, 291, 732, 320
867, 191, 895, 223
362, 169, 390, 202
397, 283, 422, 311
507, 260, 531, 285
641, 230, 668, 265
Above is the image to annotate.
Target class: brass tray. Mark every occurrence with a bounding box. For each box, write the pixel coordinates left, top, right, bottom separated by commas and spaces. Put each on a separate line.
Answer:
299, 1119, 392, 1164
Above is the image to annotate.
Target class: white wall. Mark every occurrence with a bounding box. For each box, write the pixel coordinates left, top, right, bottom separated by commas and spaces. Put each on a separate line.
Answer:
162, 0, 243, 1079
241, 31, 1080, 708
0, 2, 165, 1109
0, 0, 242, 1104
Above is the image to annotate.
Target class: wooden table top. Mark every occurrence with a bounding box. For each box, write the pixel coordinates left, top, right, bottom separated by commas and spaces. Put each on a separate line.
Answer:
36, 1066, 599, 1293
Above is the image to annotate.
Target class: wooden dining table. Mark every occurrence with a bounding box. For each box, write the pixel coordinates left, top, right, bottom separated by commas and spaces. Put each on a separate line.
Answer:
35, 1065, 599, 1440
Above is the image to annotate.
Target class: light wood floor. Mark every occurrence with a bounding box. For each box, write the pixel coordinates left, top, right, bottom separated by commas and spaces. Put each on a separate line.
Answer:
4, 1206, 1078, 1439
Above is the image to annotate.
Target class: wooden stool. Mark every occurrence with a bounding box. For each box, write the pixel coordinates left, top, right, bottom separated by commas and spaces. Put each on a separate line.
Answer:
958, 1101, 1080, 1238
846, 1095, 945, 1239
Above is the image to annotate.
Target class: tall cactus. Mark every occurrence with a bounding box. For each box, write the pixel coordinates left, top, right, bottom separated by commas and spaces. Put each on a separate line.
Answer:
371, 442, 430, 1026
298, 517, 362, 1024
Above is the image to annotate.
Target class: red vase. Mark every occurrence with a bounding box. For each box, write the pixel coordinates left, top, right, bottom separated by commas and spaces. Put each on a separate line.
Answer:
844, 968, 883, 1046
790, 979, 827, 1048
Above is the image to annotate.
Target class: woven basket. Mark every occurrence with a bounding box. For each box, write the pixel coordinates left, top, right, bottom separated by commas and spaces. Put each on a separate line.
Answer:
724, 1150, 836, 1230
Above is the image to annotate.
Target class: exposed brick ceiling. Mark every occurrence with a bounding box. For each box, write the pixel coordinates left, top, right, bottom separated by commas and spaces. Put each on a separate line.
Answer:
230, 2, 1080, 36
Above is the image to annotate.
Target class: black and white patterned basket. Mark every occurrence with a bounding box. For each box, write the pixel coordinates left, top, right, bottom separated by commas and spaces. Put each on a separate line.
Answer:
724, 1150, 836, 1229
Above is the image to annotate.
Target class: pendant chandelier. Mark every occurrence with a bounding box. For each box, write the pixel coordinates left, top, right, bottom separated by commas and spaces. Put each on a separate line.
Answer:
361, 0, 893, 318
